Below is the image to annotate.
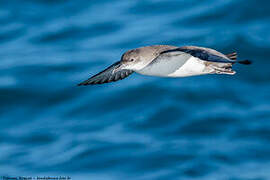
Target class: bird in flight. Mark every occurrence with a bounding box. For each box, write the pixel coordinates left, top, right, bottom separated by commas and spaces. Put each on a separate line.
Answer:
78, 45, 251, 85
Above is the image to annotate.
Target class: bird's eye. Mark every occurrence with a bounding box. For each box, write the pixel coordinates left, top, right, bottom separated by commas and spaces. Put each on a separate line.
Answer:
130, 59, 134, 62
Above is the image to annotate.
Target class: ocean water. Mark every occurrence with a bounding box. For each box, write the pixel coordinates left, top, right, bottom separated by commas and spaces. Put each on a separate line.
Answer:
0, 0, 270, 179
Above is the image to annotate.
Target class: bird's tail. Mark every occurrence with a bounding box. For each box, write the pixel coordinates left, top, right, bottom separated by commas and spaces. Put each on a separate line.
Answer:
226, 52, 252, 65
226, 52, 237, 60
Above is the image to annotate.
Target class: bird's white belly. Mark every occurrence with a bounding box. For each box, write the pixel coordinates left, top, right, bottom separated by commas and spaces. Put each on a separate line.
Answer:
138, 56, 208, 77
168, 57, 207, 77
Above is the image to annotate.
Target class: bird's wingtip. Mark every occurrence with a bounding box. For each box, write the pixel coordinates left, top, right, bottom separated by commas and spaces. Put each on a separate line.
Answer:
238, 59, 252, 65
77, 80, 93, 86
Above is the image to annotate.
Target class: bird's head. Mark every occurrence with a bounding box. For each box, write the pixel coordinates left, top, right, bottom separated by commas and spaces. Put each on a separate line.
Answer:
117, 48, 149, 71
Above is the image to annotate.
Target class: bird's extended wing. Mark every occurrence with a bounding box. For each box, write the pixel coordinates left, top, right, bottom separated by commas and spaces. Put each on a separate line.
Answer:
78, 61, 133, 85
160, 47, 235, 63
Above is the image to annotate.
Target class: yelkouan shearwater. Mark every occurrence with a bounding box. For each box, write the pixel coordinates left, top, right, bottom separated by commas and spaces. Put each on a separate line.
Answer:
78, 45, 251, 85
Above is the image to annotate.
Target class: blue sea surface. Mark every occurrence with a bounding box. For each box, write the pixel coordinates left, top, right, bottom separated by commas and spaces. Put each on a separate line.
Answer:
0, 0, 270, 179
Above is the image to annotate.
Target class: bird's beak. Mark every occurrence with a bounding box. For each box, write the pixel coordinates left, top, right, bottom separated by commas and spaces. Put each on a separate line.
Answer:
112, 61, 127, 73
